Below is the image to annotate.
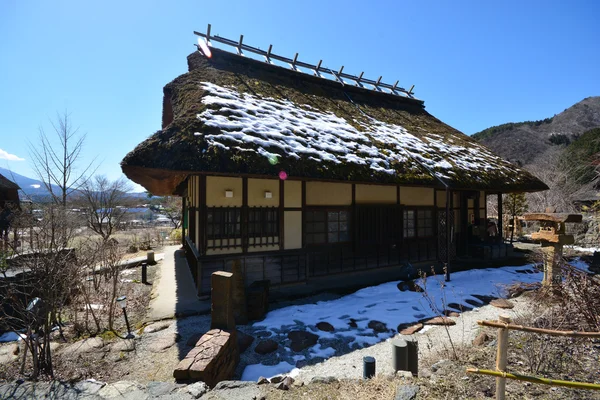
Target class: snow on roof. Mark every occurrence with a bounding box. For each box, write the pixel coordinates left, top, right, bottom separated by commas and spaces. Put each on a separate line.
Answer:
196, 82, 518, 186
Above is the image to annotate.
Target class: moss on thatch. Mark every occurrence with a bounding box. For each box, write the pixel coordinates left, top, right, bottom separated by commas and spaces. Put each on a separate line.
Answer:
122, 47, 548, 195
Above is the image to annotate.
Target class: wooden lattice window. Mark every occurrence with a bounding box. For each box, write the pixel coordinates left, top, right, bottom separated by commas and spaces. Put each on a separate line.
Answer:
206, 207, 241, 240
305, 209, 350, 245
404, 208, 434, 238
248, 207, 279, 237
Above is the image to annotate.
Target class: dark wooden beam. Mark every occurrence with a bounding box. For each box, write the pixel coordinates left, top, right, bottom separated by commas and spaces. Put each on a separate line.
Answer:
242, 177, 248, 253
301, 181, 306, 248
497, 193, 503, 243
199, 175, 207, 256
279, 179, 284, 250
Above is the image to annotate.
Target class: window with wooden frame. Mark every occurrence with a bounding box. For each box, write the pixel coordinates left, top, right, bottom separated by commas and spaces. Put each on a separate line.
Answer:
206, 207, 241, 240
403, 208, 434, 238
305, 209, 350, 245
248, 207, 279, 237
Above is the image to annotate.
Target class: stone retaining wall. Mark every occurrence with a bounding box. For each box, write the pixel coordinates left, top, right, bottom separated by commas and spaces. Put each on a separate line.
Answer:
173, 329, 238, 387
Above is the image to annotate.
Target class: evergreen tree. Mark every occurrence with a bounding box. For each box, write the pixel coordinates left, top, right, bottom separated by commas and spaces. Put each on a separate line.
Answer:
503, 193, 528, 243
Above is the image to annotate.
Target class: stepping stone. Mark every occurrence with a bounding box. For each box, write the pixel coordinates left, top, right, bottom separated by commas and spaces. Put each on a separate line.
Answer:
472, 294, 496, 305
254, 339, 278, 355
465, 299, 484, 307
399, 323, 423, 335
316, 322, 335, 332
490, 299, 515, 309
288, 331, 318, 352
443, 310, 461, 317
368, 320, 388, 333
447, 303, 472, 312
348, 319, 358, 328
397, 280, 423, 292
424, 316, 456, 326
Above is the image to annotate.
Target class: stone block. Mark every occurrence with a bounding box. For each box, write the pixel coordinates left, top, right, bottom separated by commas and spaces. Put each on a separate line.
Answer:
173, 329, 239, 387
211, 272, 235, 331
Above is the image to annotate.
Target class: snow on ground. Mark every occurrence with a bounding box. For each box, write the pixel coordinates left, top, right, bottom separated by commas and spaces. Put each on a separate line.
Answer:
0, 332, 24, 343
241, 264, 544, 380
241, 361, 299, 381
569, 257, 593, 273
566, 245, 600, 254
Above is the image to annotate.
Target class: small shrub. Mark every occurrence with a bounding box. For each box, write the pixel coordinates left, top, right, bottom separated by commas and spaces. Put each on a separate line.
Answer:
169, 228, 182, 242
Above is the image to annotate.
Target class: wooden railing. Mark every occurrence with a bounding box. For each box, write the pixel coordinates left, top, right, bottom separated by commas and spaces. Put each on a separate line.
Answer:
467, 317, 600, 399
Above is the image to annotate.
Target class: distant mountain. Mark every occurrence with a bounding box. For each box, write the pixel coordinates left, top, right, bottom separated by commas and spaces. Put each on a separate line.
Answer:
472, 96, 600, 166
0, 167, 60, 201
0, 167, 148, 202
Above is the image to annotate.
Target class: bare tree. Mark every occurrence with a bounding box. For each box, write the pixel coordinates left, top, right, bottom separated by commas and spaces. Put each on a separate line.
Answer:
29, 111, 96, 207
525, 148, 596, 213
79, 176, 132, 242
1, 205, 82, 378
157, 196, 182, 229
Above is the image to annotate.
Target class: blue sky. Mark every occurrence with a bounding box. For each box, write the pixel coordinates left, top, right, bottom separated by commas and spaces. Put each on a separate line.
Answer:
1, 0, 598, 191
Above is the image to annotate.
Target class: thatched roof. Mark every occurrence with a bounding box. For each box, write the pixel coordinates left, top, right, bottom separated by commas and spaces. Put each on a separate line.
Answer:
0, 174, 20, 191
122, 46, 548, 196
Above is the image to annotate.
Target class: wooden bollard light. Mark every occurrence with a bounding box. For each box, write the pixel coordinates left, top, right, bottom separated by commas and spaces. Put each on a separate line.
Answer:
363, 356, 376, 379
391, 339, 408, 372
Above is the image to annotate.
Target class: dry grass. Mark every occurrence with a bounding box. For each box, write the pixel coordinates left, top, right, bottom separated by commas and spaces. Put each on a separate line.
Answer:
263, 376, 402, 400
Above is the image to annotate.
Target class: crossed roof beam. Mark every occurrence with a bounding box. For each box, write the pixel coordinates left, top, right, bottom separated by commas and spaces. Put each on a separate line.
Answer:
193, 24, 415, 99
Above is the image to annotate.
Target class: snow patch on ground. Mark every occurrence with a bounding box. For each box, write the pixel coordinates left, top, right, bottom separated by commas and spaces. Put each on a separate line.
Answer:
241, 361, 299, 381
241, 264, 545, 380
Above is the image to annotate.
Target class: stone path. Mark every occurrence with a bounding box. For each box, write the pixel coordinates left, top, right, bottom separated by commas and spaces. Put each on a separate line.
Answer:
146, 246, 210, 322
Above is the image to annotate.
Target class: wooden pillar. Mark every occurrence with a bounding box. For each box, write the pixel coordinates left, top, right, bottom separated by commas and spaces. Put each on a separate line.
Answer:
497, 193, 503, 243
495, 315, 511, 400
279, 179, 284, 250
445, 188, 451, 281
199, 175, 207, 255
181, 196, 187, 246
242, 177, 248, 253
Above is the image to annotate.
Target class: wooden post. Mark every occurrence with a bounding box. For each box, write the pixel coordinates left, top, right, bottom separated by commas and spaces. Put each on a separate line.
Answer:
496, 315, 511, 400
147, 251, 155, 265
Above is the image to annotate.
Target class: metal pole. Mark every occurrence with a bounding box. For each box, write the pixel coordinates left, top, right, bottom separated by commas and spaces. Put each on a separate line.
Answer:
122, 308, 134, 339
141, 262, 147, 284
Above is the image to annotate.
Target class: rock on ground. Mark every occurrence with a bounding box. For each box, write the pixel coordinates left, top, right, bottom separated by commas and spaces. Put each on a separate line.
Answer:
200, 381, 262, 400
288, 330, 318, 352
145, 321, 172, 333
395, 384, 420, 400
254, 339, 278, 355
61, 337, 106, 357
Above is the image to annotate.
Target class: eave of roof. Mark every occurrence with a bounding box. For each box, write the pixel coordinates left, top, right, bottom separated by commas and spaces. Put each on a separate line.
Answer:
0, 174, 20, 191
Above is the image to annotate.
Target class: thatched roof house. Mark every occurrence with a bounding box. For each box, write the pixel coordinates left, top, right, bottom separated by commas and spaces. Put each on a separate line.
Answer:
123, 48, 546, 196
122, 42, 547, 296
